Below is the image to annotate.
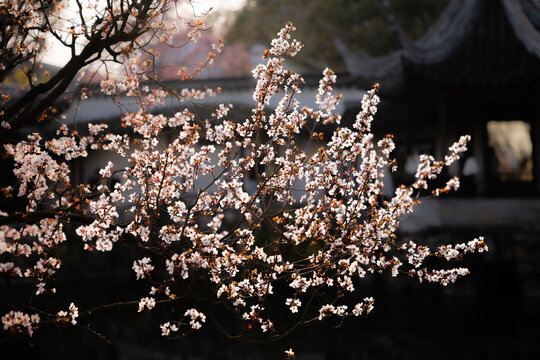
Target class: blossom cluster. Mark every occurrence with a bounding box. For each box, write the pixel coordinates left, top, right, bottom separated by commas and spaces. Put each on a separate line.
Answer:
57, 303, 79, 325
2, 311, 40, 336
0, 22, 486, 344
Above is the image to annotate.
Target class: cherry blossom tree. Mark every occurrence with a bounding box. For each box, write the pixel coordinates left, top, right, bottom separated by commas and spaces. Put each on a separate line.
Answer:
0, 0, 214, 129
0, 0, 487, 355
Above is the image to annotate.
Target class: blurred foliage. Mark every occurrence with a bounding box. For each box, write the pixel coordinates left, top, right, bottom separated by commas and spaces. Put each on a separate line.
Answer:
227, 0, 450, 71
2, 64, 55, 86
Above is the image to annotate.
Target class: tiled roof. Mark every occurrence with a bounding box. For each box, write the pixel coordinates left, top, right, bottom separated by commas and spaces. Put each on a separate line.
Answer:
337, 0, 540, 88
409, 0, 540, 86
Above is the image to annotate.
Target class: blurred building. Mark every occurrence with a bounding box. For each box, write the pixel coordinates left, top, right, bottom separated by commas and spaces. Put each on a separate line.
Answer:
335, 0, 540, 228
331, 1, 540, 358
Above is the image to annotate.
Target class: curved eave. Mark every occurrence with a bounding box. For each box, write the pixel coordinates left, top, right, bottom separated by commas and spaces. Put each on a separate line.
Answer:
400, 0, 482, 64
336, 0, 483, 87
502, 0, 540, 58
339, 0, 540, 89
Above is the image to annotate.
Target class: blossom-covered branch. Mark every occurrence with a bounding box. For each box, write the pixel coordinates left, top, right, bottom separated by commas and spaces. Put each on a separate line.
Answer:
1, 19, 486, 347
